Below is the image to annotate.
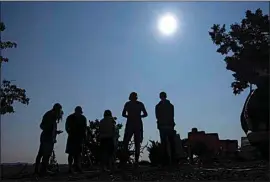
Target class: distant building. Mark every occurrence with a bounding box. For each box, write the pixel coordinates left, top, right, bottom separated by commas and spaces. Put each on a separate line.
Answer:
186, 129, 239, 159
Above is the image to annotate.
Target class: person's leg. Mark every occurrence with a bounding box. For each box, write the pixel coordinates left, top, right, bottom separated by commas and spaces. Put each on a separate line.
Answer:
34, 144, 44, 174
40, 141, 54, 175
108, 138, 115, 171
159, 129, 169, 166
74, 153, 82, 173
134, 128, 143, 165
110, 138, 117, 170
168, 131, 176, 165
100, 138, 107, 171
66, 136, 75, 173
122, 127, 133, 165
68, 154, 74, 173
40, 155, 49, 175
72, 140, 83, 173
35, 134, 46, 174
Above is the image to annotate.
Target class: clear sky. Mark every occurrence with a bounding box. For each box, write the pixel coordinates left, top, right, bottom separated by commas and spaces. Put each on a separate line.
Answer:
1, 2, 268, 164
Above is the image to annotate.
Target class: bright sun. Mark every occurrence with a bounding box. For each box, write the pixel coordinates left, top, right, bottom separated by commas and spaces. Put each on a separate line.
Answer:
158, 13, 178, 36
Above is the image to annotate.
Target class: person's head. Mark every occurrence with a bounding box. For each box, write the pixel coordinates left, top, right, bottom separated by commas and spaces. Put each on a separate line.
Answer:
159, 92, 167, 101
104, 110, 112, 118
75, 106, 83, 115
129, 92, 138, 101
52, 103, 63, 122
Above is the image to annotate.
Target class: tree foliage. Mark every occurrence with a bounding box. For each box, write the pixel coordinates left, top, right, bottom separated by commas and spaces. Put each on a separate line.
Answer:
209, 9, 269, 94
1, 80, 30, 115
0, 22, 29, 115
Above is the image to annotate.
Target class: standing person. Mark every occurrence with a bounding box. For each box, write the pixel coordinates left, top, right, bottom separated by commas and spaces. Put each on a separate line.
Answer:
155, 92, 176, 166
65, 106, 87, 173
34, 103, 63, 176
122, 92, 148, 167
99, 110, 116, 172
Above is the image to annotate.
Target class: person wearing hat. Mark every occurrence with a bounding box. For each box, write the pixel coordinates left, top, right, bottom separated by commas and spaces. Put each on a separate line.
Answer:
34, 103, 63, 176
65, 106, 87, 173
155, 92, 176, 166
122, 92, 148, 167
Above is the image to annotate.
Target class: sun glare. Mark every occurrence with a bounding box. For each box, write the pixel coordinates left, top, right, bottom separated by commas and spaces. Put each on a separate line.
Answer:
158, 13, 178, 36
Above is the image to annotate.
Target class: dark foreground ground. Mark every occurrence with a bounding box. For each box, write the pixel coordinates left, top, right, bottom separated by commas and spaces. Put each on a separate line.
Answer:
1, 160, 269, 181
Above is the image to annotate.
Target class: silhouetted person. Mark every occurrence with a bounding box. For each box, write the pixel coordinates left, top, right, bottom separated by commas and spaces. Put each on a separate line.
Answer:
34, 103, 63, 175
65, 106, 87, 173
122, 92, 148, 167
99, 110, 116, 171
155, 92, 176, 166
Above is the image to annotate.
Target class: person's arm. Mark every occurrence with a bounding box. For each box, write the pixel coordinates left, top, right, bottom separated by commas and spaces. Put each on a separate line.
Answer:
172, 104, 176, 128
155, 105, 158, 120
65, 116, 71, 134
171, 104, 174, 119
83, 116, 88, 140
155, 104, 161, 129
98, 119, 103, 138
122, 103, 128, 118
171, 104, 175, 126
141, 103, 148, 118
55, 118, 63, 134
112, 118, 116, 133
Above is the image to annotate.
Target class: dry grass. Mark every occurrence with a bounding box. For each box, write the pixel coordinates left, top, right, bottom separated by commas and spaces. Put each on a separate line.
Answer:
1, 161, 269, 181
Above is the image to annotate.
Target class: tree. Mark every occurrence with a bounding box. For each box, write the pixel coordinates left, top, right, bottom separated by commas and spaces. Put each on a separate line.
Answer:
209, 9, 269, 95
0, 22, 30, 114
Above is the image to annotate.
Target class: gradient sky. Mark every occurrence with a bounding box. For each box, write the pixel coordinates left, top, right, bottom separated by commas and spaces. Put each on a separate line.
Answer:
1, 2, 268, 164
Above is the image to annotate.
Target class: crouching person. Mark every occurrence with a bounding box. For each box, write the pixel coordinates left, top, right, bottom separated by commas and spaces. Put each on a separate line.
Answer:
99, 110, 116, 172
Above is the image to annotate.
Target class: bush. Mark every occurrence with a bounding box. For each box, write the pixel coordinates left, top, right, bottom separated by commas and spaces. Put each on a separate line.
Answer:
147, 140, 163, 166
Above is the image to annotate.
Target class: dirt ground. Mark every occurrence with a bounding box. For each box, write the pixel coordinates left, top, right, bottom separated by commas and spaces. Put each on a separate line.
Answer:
1, 160, 269, 181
